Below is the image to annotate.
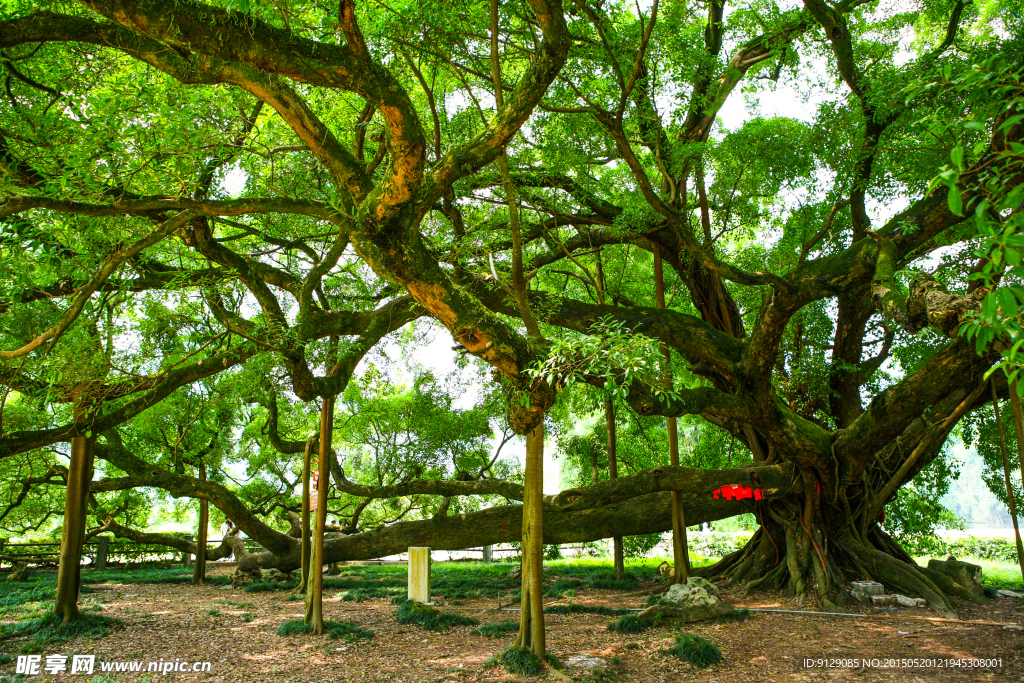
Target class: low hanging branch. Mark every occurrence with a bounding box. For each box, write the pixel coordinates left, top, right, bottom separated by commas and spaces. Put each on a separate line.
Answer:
92, 516, 234, 561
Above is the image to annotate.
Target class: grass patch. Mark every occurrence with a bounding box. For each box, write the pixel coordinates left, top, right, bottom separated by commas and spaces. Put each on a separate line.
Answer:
484, 646, 561, 676
0, 613, 120, 654
275, 619, 373, 641
395, 600, 479, 631
0, 584, 52, 618
242, 613, 254, 623
217, 600, 255, 609
471, 620, 520, 637
607, 614, 654, 633
82, 568, 230, 586
322, 576, 404, 591
206, 609, 221, 616
543, 604, 632, 616
244, 579, 300, 593
335, 587, 401, 602
711, 608, 750, 624
665, 634, 722, 668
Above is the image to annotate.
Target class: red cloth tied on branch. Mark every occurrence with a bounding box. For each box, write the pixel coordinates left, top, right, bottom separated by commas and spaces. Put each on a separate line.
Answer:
712, 484, 764, 501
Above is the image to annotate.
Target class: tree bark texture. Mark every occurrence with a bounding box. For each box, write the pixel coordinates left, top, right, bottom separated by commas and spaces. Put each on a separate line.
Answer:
305, 396, 333, 633
191, 459, 208, 585
300, 435, 313, 593
606, 399, 624, 581
54, 431, 94, 623
515, 423, 545, 658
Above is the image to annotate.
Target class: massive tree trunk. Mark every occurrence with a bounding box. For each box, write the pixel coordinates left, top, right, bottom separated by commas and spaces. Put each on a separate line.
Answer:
54, 430, 94, 623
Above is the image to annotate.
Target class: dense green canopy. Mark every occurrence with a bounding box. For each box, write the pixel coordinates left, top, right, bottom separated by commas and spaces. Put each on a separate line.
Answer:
0, 0, 1022, 627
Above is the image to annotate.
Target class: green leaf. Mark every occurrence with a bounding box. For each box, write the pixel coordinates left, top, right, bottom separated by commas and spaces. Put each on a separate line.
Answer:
947, 185, 963, 216
950, 145, 963, 170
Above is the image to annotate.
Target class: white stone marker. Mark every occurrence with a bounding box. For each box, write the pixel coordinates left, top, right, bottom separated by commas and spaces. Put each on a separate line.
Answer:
408, 547, 431, 603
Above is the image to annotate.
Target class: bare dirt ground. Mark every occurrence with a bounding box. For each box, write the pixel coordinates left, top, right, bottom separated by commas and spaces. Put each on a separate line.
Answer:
6, 565, 1022, 683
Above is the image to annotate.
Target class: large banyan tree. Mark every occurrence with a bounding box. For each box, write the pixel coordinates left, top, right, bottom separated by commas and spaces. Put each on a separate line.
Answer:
1, 0, 1022, 636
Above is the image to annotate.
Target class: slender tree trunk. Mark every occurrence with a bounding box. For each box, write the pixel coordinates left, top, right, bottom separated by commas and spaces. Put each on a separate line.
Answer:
654, 244, 689, 583
54, 425, 94, 623
1004, 380, 1024, 578
606, 399, 625, 580
515, 424, 546, 658
305, 396, 333, 633
192, 460, 208, 584
300, 435, 313, 594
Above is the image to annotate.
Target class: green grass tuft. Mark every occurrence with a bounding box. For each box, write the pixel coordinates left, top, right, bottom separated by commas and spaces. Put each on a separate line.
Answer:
244, 579, 300, 593
711, 608, 750, 624
395, 600, 479, 631
275, 619, 373, 641
484, 646, 558, 676
241, 613, 254, 623
543, 604, 632, 616
335, 586, 401, 602
665, 634, 722, 668
0, 612, 120, 654
471, 619, 520, 638
607, 614, 654, 633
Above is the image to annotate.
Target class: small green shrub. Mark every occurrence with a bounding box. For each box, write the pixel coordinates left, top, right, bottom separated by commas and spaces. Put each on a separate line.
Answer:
471, 620, 519, 637
241, 613, 254, 623
665, 634, 722, 668
275, 619, 372, 641
607, 614, 654, 633
206, 609, 221, 616
395, 600, 479, 631
625, 642, 641, 650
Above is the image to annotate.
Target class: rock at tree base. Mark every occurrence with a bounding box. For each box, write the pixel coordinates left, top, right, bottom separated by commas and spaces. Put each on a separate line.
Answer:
266, 568, 294, 582
893, 594, 927, 608
997, 589, 1023, 599
230, 566, 262, 588
6, 562, 29, 582
850, 580, 884, 595
926, 558, 984, 596
566, 655, 606, 671
638, 577, 737, 623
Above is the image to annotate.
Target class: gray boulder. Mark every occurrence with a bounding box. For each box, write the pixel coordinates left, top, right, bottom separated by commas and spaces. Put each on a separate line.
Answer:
926, 558, 984, 596
638, 577, 736, 623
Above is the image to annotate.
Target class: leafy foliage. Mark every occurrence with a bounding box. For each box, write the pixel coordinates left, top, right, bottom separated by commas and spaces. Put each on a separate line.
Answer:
664, 634, 723, 668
